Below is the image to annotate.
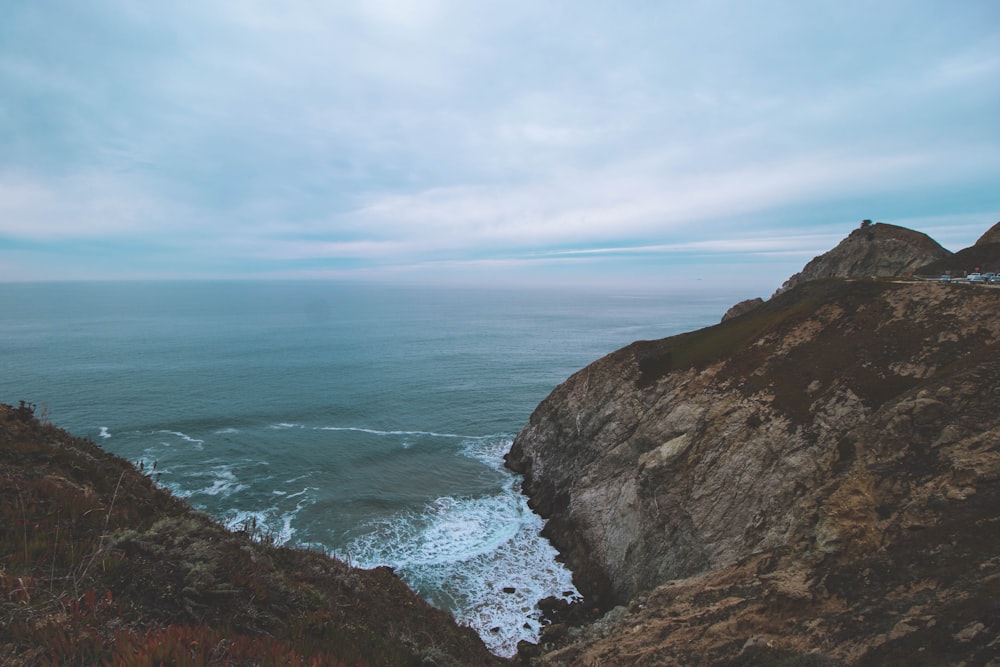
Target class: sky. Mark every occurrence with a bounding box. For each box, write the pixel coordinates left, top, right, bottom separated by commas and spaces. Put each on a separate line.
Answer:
1, 0, 998, 293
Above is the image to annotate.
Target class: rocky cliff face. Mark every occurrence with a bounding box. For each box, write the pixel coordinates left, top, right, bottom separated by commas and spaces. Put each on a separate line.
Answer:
777, 221, 950, 293
508, 226, 1000, 665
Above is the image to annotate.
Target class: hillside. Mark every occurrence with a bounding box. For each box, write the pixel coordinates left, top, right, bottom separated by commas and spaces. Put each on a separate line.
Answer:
507, 224, 1000, 665
914, 220, 1000, 278
0, 402, 500, 666
776, 221, 951, 294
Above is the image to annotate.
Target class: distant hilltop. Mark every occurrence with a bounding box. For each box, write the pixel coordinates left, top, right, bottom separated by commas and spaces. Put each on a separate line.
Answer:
723, 219, 1000, 322
776, 220, 951, 294
914, 219, 1000, 279
776, 218, 1000, 294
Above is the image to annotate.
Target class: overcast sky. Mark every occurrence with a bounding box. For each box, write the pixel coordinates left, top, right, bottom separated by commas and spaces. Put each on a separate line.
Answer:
1, 1, 998, 292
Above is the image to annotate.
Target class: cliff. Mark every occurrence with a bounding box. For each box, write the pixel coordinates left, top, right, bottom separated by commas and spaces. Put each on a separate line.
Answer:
0, 402, 500, 666
507, 225, 1000, 665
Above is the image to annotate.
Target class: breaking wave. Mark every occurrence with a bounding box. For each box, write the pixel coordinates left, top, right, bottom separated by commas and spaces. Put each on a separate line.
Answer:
340, 435, 579, 658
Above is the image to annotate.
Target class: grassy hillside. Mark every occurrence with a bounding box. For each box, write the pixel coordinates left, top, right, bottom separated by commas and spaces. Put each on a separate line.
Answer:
0, 402, 499, 666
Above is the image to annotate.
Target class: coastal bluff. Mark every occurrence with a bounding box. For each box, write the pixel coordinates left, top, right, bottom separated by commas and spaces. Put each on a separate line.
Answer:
0, 402, 500, 666
507, 222, 1000, 665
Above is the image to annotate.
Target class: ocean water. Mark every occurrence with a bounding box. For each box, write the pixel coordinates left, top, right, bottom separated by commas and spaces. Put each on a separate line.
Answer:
0, 280, 732, 656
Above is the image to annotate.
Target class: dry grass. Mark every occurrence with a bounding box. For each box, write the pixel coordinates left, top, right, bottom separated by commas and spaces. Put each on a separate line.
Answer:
0, 402, 500, 666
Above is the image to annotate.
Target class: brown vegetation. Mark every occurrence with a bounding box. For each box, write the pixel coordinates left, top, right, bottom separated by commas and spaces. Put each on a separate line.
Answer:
0, 401, 499, 666
509, 278, 1000, 665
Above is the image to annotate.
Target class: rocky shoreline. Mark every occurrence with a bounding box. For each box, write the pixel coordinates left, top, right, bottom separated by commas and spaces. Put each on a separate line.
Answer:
507, 221, 1000, 665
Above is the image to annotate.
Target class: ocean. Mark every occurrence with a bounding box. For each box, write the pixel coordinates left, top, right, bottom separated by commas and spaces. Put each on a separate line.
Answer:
0, 280, 733, 656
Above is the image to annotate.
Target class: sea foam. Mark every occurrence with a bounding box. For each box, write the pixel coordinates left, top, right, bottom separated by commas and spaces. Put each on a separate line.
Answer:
121, 424, 579, 657
341, 436, 579, 657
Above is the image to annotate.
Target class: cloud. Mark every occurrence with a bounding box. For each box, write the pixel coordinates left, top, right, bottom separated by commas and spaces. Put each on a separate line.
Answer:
532, 233, 845, 258
0, 170, 183, 240
0, 0, 997, 285
234, 238, 407, 261
343, 151, 931, 251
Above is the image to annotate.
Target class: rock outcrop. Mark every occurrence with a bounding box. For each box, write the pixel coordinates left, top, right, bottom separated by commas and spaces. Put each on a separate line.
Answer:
508, 223, 1000, 665
777, 221, 951, 294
